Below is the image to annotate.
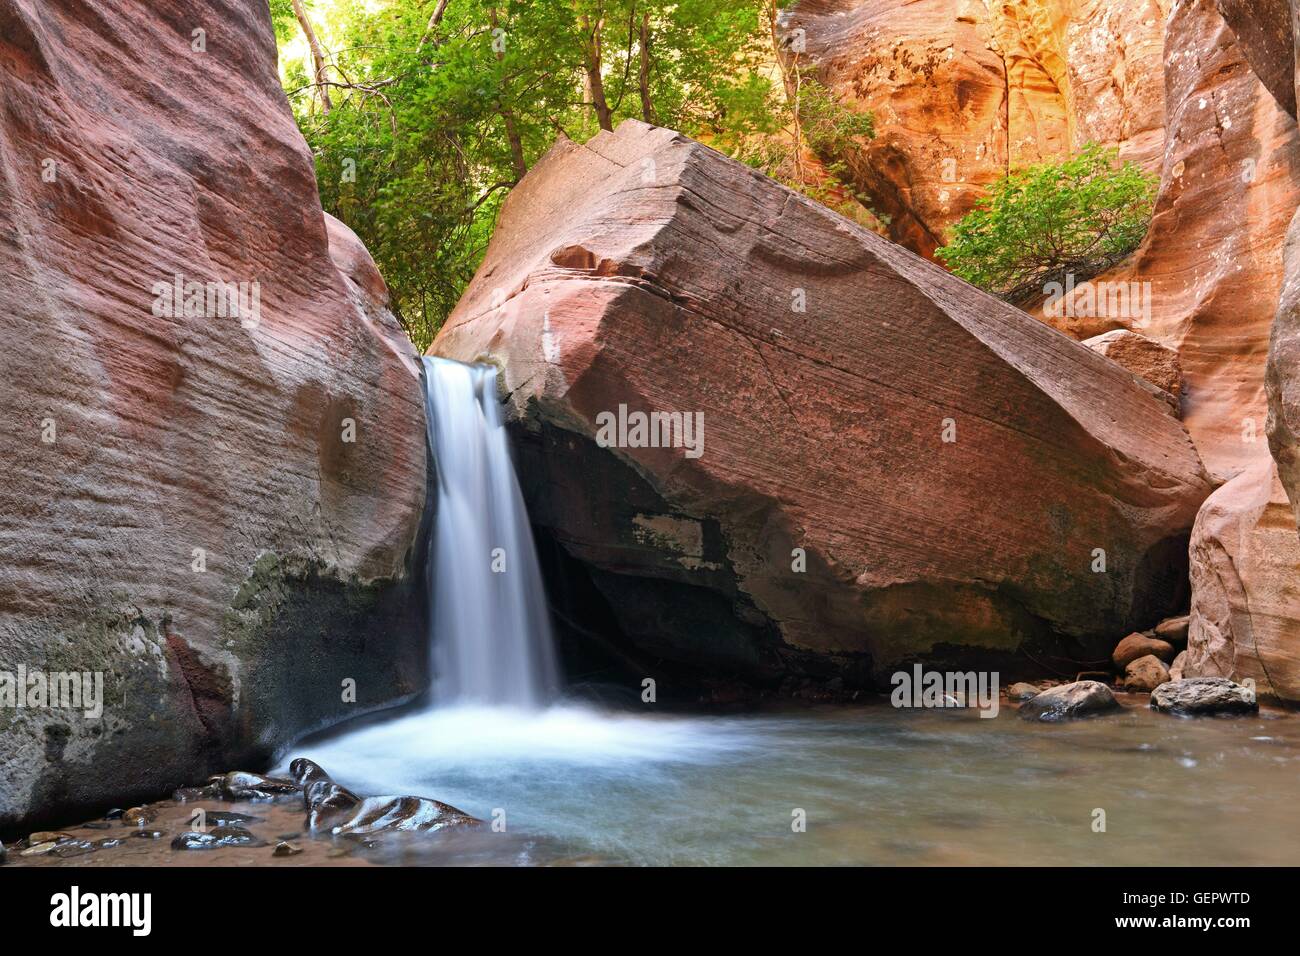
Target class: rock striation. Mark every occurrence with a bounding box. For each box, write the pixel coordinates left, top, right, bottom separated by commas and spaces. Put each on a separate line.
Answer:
0, 0, 428, 829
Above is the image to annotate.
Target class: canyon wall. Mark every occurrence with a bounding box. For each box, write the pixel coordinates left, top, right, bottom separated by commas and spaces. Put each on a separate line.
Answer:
0, 0, 428, 828
431, 120, 1211, 694
776, 0, 1168, 259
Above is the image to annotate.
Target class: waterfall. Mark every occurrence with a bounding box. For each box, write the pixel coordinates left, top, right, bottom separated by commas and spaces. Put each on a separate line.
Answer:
422, 356, 559, 708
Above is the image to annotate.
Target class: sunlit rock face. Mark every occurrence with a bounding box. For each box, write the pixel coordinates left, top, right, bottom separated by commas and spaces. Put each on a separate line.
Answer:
432, 119, 1212, 692
774, 0, 1168, 259
0, 0, 428, 828
1044, 0, 1300, 480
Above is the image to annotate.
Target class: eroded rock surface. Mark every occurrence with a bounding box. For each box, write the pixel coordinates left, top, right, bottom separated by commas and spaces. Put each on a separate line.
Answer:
431, 119, 1212, 689
0, 0, 428, 829
1186, 458, 1300, 704
1058, 0, 1300, 477
289, 759, 480, 834
775, 0, 1168, 258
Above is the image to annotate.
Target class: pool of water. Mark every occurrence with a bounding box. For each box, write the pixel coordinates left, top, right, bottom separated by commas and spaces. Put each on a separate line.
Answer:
275, 697, 1300, 866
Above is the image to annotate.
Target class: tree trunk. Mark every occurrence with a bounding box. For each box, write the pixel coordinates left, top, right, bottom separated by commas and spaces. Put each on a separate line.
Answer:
490, 8, 528, 180
581, 14, 614, 131
637, 11, 654, 124
291, 0, 332, 114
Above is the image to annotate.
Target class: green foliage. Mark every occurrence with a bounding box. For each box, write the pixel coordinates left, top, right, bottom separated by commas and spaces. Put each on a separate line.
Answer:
935, 143, 1158, 304
275, 0, 876, 350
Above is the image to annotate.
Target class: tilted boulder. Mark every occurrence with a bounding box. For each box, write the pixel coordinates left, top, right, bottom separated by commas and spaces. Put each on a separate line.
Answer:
431, 119, 1213, 688
1186, 458, 1300, 704
0, 0, 428, 828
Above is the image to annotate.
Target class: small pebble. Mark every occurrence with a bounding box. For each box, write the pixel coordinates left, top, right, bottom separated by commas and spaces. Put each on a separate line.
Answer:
273, 841, 303, 857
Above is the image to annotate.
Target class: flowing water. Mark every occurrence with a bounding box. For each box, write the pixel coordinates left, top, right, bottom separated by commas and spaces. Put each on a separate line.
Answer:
422, 357, 558, 707
272, 356, 1300, 866
285, 699, 1300, 866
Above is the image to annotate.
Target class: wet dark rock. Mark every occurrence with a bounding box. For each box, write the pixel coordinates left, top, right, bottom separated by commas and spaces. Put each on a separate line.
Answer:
95, 839, 125, 849
1150, 678, 1259, 716
194, 809, 264, 828
131, 829, 167, 840
273, 841, 303, 857
171, 826, 266, 851
289, 757, 481, 834
104, 808, 124, 820
172, 785, 220, 803
328, 796, 482, 835
52, 840, 96, 859
1018, 681, 1121, 722
211, 771, 301, 801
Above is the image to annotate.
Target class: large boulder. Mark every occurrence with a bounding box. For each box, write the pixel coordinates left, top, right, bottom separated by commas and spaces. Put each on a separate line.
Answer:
774, 0, 1168, 259
1186, 458, 1300, 704
431, 119, 1212, 689
0, 0, 428, 828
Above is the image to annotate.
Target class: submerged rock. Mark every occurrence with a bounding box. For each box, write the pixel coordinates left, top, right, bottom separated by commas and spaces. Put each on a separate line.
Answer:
211, 771, 301, 801
1150, 678, 1259, 717
171, 826, 266, 851
1113, 633, 1175, 669
1018, 681, 1121, 722
1122, 655, 1171, 693
431, 119, 1211, 688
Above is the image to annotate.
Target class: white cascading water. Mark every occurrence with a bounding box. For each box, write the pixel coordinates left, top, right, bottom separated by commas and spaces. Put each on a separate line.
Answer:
422, 356, 559, 708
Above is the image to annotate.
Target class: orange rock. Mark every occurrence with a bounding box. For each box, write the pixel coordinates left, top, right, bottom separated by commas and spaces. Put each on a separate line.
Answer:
432, 119, 1212, 685
1048, 0, 1299, 479
1082, 329, 1183, 409
775, 0, 1168, 258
